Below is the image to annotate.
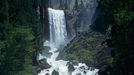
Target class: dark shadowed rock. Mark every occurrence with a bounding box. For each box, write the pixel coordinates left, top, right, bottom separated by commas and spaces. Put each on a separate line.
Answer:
43, 46, 51, 51
67, 62, 75, 72
35, 58, 51, 74
98, 65, 112, 75
80, 66, 85, 70
83, 71, 87, 74
76, 73, 81, 75
52, 70, 59, 75
45, 73, 50, 75
36, 67, 42, 74
38, 58, 51, 69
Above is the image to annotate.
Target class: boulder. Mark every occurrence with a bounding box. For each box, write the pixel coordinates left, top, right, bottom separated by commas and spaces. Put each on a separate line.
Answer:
83, 71, 87, 74
67, 62, 75, 72
52, 70, 59, 75
76, 73, 81, 75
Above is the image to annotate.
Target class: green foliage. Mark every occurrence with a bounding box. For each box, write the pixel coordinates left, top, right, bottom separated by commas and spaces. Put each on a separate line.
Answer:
0, 27, 35, 75
76, 49, 93, 63
61, 31, 102, 66
0, 0, 43, 75
63, 48, 94, 65
100, 0, 134, 75
114, 10, 134, 25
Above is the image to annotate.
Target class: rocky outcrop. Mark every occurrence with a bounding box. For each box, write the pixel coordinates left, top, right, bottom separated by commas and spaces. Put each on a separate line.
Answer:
35, 58, 51, 74
58, 26, 112, 69
49, 0, 98, 39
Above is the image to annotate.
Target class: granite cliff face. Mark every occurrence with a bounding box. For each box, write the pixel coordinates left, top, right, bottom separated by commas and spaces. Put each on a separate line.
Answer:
49, 0, 98, 39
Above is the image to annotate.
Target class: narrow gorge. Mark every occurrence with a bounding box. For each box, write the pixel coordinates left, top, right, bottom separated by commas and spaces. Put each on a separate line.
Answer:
1, 0, 133, 75
38, 8, 98, 75
36, 0, 112, 75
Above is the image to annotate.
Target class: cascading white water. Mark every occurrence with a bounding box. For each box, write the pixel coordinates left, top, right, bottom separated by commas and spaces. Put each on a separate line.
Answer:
38, 8, 98, 75
49, 8, 67, 48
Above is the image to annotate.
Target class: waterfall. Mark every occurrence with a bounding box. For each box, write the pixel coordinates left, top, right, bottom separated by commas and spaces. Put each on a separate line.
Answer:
38, 8, 98, 75
48, 8, 67, 48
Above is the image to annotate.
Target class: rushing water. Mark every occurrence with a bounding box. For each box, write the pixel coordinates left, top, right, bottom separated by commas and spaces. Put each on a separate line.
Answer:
48, 8, 67, 48
38, 8, 98, 75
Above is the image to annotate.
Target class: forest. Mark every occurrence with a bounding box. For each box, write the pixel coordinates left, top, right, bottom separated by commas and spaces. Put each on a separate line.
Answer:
100, 0, 134, 75
0, 0, 43, 75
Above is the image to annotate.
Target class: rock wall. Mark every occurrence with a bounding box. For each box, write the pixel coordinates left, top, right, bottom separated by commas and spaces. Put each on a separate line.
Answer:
49, 0, 98, 39
57, 26, 112, 69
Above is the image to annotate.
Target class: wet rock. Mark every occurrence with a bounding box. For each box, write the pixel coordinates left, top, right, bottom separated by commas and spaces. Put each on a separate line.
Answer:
38, 58, 51, 69
67, 62, 75, 72
80, 66, 85, 70
42, 46, 50, 54
83, 71, 87, 74
43, 52, 53, 58
36, 67, 42, 73
52, 70, 59, 75
43, 46, 51, 51
45, 73, 50, 75
36, 58, 51, 74
76, 73, 81, 75
41, 46, 52, 58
